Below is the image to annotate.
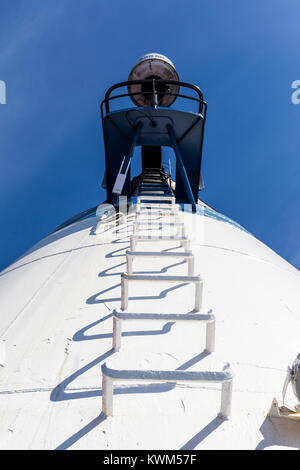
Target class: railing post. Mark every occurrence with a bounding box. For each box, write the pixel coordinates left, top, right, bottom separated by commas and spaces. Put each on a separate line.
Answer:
205, 319, 215, 353
218, 380, 233, 420
188, 256, 194, 276
112, 317, 122, 352
127, 253, 133, 274
130, 237, 136, 251
184, 239, 190, 252
195, 280, 203, 311
152, 78, 158, 109
102, 374, 113, 417
121, 276, 128, 310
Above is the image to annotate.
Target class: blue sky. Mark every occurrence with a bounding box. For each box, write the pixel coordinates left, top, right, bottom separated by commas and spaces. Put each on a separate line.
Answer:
0, 0, 299, 270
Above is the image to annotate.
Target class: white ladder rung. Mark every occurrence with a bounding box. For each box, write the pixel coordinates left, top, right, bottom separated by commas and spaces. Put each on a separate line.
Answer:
135, 213, 182, 224
112, 308, 215, 353
130, 235, 190, 252
137, 203, 180, 211
101, 362, 233, 419
137, 195, 175, 205
136, 209, 181, 219
133, 221, 185, 236
126, 250, 195, 275
138, 189, 172, 194
121, 272, 203, 311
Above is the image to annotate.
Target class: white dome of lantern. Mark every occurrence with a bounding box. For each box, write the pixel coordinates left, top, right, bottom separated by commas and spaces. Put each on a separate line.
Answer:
128, 53, 180, 107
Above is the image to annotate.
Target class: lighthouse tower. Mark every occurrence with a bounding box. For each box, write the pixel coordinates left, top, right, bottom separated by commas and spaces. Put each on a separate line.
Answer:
0, 54, 299, 450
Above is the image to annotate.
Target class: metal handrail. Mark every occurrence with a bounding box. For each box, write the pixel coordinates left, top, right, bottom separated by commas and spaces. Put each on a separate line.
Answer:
100, 79, 207, 122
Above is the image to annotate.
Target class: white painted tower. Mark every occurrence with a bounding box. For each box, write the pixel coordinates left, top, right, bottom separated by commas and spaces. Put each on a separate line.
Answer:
0, 55, 299, 450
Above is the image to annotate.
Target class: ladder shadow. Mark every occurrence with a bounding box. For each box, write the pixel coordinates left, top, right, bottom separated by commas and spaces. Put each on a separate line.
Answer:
51, 349, 175, 403
178, 351, 225, 450
72, 313, 112, 341
104, 233, 181, 259
50, 349, 113, 402
77, 264, 187, 341
55, 412, 107, 450
52, 350, 210, 449
73, 318, 173, 342
114, 226, 163, 235
176, 351, 210, 370
89, 223, 113, 236
86, 280, 188, 305
105, 245, 130, 258
97, 260, 185, 278
51, 349, 209, 404
111, 235, 132, 244
53, 282, 195, 401
179, 417, 224, 450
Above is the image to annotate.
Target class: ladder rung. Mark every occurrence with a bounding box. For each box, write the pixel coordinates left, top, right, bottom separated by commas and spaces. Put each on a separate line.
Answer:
113, 309, 214, 322
135, 213, 182, 224
140, 180, 165, 184
134, 221, 184, 226
133, 221, 185, 236
139, 185, 170, 189
136, 210, 181, 217
101, 362, 233, 419
130, 235, 190, 251
137, 203, 180, 211
112, 308, 215, 353
138, 193, 173, 197
137, 195, 175, 205
136, 207, 179, 213
138, 188, 172, 192
126, 250, 194, 275
121, 272, 203, 311
139, 185, 171, 189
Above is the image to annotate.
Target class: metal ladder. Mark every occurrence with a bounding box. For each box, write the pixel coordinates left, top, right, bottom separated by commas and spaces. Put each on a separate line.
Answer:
101, 168, 233, 419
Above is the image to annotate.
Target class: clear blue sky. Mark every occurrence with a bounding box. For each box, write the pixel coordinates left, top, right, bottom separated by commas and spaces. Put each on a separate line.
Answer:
0, 0, 299, 270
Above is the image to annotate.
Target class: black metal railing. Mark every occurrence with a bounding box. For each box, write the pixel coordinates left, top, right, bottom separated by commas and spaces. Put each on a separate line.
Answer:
100, 79, 207, 122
